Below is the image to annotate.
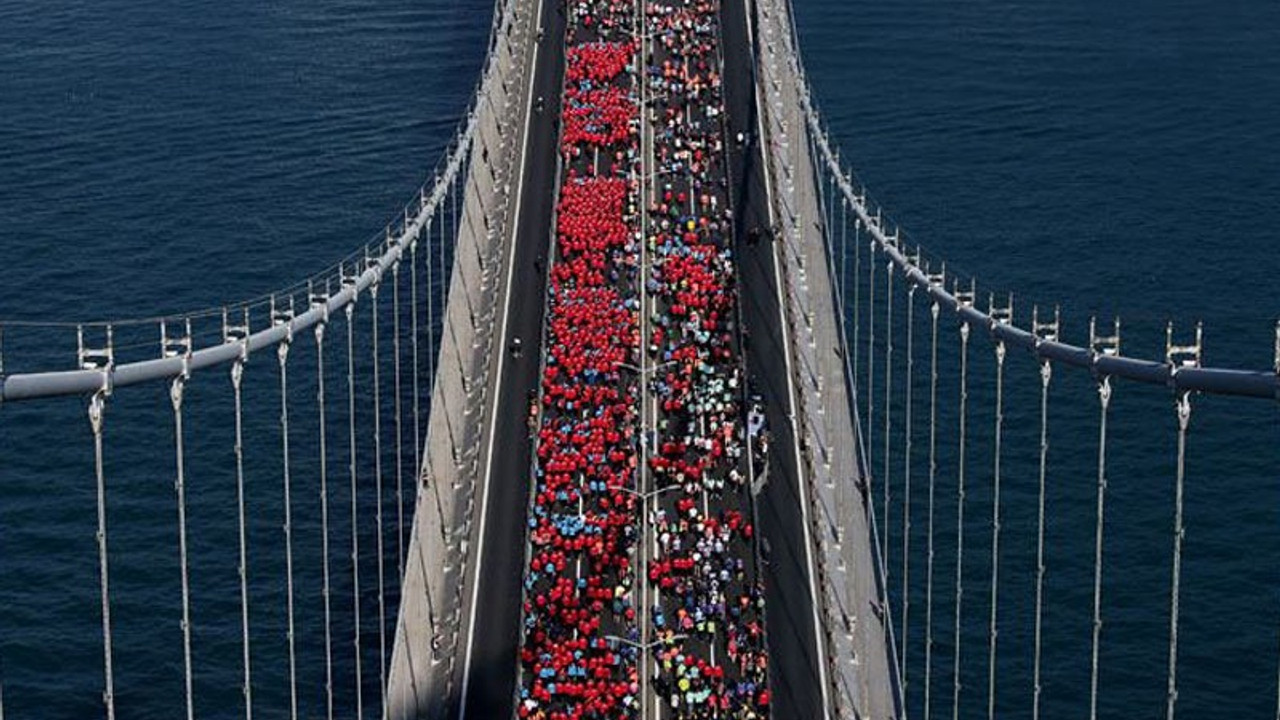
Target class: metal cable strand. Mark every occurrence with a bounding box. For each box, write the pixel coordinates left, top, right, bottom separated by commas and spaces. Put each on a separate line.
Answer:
316, 320, 335, 720
840, 198, 848, 305
346, 303, 364, 720
953, 321, 971, 720
1166, 391, 1191, 720
451, 174, 458, 273
867, 242, 876, 491
903, 284, 916, 703
827, 172, 836, 244
170, 374, 196, 720
987, 340, 1006, 720
393, 263, 405, 580
1089, 376, 1113, 720
884, 261, 894, 608
371, 279, 388, 707
411, 241, 422, 493
437, 203, 445, 381
925, 300, 940, 720
853, 220, 861, 384
89, 391, 116, 720
1033, 360, 1051, 720
277, 337, 299, 720
231, 359, 253, 720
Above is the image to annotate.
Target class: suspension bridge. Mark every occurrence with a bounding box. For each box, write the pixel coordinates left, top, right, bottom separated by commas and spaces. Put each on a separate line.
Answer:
1, 0, 1278, 718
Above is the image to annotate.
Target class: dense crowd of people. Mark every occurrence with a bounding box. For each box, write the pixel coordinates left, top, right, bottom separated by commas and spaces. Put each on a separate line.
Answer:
642, 0, 770, 717
519, 2, 644, 718
518, 0, 769, 717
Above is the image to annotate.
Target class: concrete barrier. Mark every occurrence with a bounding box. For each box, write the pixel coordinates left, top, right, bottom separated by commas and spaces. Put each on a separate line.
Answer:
385, 0, 538, 715
752, 0, 901, 716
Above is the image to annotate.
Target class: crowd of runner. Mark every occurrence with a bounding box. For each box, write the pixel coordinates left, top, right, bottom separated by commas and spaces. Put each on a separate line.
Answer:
642, 0, 770, 717
517, 0, 769, 717
518, 1, 644, 718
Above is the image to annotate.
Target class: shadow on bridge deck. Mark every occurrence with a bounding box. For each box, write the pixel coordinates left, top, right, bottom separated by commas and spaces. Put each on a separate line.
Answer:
722, 0, 827, 717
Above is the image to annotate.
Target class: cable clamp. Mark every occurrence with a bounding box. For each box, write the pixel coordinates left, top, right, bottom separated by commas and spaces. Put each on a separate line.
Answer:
160, 318, 193, 381
988, 291, 1014, 333
366, 252, 384, 295
1089, 316, 1122, 383
1032, 305, 1061, 346
311, 280, 331, 343
222, 307, 252, 363
925, 261, 946, 290
1165, 321, 1203, 389
953, 277, 976, 310
271, 295, 296, 354
78, 324, 115, 397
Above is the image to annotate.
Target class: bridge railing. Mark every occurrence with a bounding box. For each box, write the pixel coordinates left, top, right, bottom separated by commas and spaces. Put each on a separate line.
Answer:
760, 0, 1280, 717
0, 0, 531, 716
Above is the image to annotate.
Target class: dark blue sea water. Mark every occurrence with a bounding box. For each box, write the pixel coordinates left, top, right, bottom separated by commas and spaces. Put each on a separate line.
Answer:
0, 0, 1276, 717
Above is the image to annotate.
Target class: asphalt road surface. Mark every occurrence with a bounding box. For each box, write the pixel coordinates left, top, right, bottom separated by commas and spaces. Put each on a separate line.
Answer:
721, 0, 828, 717
458, 0, 827, 716
453, 0, 566, 717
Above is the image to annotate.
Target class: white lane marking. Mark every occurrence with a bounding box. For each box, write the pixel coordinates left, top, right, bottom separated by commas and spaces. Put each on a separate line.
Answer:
457, 0, 546, 714
746, 1, 835, 717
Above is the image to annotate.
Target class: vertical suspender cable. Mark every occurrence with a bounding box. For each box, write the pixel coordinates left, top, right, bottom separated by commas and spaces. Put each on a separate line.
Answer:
987, 340, 1006, 720
884, 262, 894, 600
170, 371, 195, 720
839, 199, 847, 308
953, 320, 970, 720
346, 300, 364, 720
1032, 359, 1051, 720
1166, 391, 1191, 720
371, 276, 388, 707
231, 356, 253, 720
853, 220, 861, 385
315, 315, 335, 720
903, 284, 916, 702
431, 214, 439, 392
827, 173, 836, 245
393, 261, 406, 580
924, 300, 940, 720
867, 243, 876, 490
90, 390, 116, 720
411, 239, 423, 490
277, 331, 298, 720
451, 174, 459, 269
1089, 376, 1113, 720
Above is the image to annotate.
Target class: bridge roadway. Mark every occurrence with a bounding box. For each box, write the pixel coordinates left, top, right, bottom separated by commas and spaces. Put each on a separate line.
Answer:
452, 0, 566, 715
451, 0, 830, 718
721, 0, 828, 717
